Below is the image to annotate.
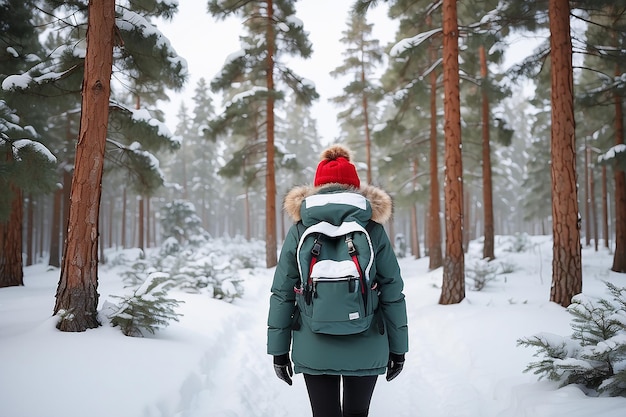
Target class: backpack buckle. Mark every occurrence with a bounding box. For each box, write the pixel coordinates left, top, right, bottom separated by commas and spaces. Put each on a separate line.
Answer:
311, 236, 322, 257
346, 236, 357, 255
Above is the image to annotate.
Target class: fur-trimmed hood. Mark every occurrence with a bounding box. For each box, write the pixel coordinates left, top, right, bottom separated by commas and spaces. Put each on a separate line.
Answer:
283, 183, 392, 224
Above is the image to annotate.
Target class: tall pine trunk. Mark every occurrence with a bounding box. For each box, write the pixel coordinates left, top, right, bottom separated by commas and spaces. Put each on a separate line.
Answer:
439, 0, 465, 305
54, 0, 115, 331
428, 32, 443, 270
361, 54, 372, 184
548, 0, 582, 307
265, 0, 278, 268
480, 45, 495, 260
612, 63, 626, 273
48, 185, 62, 267
411, 158, 421, 258
26, 194, 34, 266
602, 165, 609, 248
0, 184, 24, 288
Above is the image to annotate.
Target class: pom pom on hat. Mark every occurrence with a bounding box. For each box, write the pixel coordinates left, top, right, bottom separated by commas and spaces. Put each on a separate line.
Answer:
314, 145, 361, 188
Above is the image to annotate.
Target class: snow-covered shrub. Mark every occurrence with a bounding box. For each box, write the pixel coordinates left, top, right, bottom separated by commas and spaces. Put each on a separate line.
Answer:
498, 260, 517, 274
103, 247, 145, 267
106, 272, 184, 337
160, 199, 209, 246
518, 282, 626, 396
119, 236, 263, 302
465, 258, 498, 291
504, 232, 531, 253
120, 258, 152, 287
159, 236, 181, 256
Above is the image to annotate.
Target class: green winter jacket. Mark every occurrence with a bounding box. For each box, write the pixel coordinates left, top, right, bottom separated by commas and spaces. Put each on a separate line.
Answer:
267, 184, 409, 376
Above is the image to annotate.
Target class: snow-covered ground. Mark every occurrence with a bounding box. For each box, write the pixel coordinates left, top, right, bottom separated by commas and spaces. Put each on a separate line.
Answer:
1, 235, 625, 417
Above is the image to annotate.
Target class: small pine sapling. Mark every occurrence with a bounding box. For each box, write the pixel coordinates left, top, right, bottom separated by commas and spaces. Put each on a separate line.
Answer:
107, 272, 184, 337
465, 258, 498, 291
518, 282, 626, 396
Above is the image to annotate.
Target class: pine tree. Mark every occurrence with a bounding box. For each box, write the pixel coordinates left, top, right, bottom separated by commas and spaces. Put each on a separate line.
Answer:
330, 12, 383, 184
207, 0, 318, 265
548, 0, 582, 307
47, 0, 187, 331
439, 0, 465, 304
54, 0, 116, 331
518, 282, 626, 396
370, 0, 442, 263
0, 1, 58, 287
575, 2, 626, 272
107, 273, 183, 337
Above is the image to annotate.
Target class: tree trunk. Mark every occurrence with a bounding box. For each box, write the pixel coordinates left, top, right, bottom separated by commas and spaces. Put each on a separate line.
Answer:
584, 142, 591, 246
54, 0, 115, 331
588, 148, 598, 252
428, 34, 443, 270
138, 196, 145, 252
146, 197, 151, 248
26, 194, 34, 266
62, 167, 72, 249
439, 0, 465, 305
411, 158, 420, 258
48, 186, 62, 267
462, 189, 471, 252
548, 0, 582, 307
361, 57, 372, 185
612, 63, 626, 272
602, 165, 609, 248
0, 184, 24, 288
480, 45, 495, 260
265, 0, 278, 268
121, 187, 127, 248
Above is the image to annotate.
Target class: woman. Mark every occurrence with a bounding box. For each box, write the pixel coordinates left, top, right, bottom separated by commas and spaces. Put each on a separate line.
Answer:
267, 144, 409, 417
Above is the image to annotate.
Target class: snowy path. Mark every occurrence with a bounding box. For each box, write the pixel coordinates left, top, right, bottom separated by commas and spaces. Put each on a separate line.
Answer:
177, 263, 505, 417
178, 270, 310, 417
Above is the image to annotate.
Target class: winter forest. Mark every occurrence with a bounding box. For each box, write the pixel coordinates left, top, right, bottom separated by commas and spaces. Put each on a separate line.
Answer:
1, 0, 626, 412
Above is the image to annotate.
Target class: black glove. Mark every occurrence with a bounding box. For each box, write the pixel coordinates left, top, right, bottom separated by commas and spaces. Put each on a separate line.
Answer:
273, 354, 293, 386
386, 352, 405, 382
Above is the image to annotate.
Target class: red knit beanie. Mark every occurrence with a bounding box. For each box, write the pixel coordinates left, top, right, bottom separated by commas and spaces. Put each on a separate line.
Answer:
314, 145, 361, 188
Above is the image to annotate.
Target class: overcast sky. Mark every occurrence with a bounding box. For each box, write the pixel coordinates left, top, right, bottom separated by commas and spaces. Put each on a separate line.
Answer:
157, 0, 397, 145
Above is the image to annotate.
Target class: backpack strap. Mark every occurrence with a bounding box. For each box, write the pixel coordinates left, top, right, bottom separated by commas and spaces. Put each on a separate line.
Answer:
305, 234, 322, 305
345, 234, 365, 295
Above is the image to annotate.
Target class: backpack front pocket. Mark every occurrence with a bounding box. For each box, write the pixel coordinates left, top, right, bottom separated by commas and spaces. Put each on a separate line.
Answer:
307, 276, 371, 335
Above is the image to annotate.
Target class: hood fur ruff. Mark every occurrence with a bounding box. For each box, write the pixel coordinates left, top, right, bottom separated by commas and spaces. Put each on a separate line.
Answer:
283, 183, 393, 224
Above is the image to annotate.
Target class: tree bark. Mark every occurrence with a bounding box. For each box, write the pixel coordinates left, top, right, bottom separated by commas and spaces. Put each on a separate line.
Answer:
588, 148, 598, 252
612, 63, 626, 272
411, 158, 420, 258
26, 194, 33, 266
584, 142, 591, 246
428, 32, 443, 270
480, 45, 495, 260
265, 0, 278, 268
54, 0, 115, 331
361, 52, 372, 185
0, 184, 24, 288
48, 185, 62, 267
138, 196, 145, 251
439, 0, 465, 305
602, 165, 609, 248
548, 0, 582, 307
121, 187, 127, 248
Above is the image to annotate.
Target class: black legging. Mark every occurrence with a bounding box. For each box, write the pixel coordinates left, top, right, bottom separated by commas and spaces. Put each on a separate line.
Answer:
303, 374, 378, 417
